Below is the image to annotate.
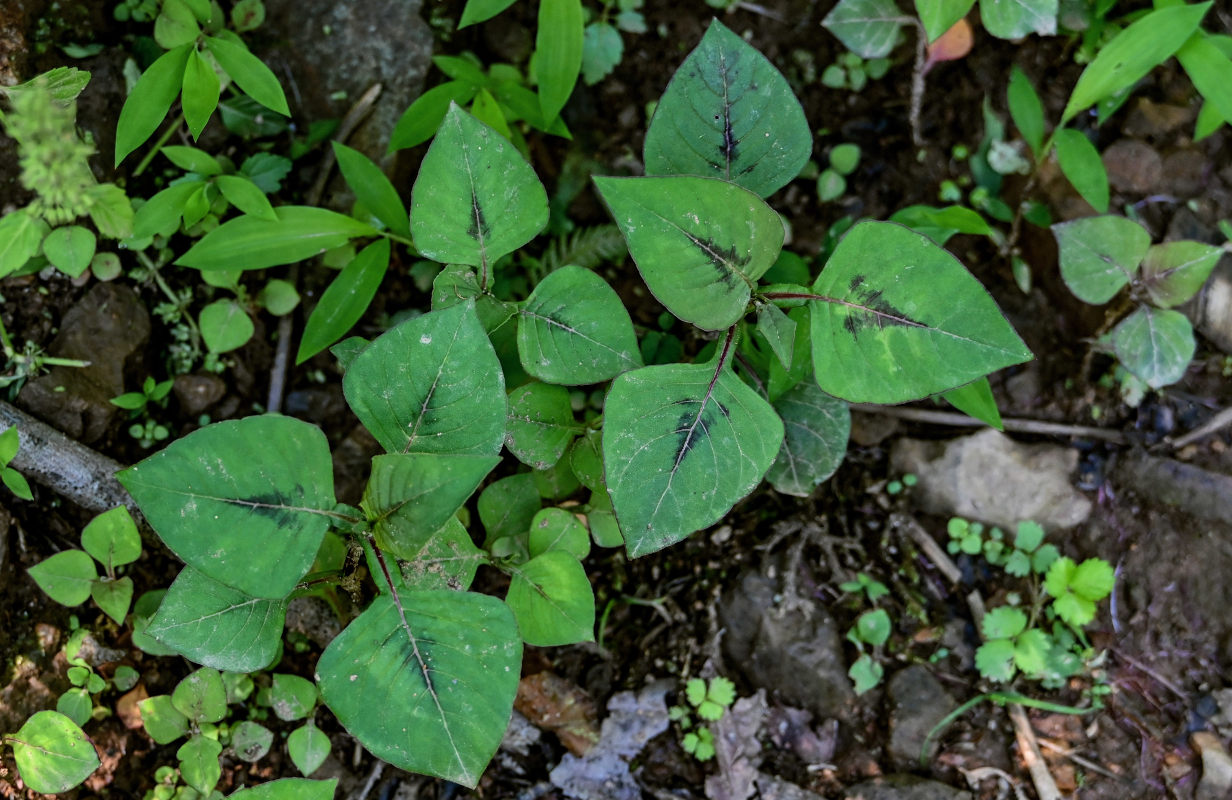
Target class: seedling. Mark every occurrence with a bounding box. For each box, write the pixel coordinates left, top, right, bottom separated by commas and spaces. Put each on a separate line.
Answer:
669, 676, 737, 761
820, 51, 889, 92
845, 607, 891, 694
817, 143, 861, 202
0, 426, 33, 500
28, 506, 142, 624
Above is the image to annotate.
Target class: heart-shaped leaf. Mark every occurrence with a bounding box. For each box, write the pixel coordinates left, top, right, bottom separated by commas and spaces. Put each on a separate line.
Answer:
228, 778, 338, 800
316, 590, 521, 787
642, 19, 811, 198
765, 380, 850, 497
118, 416, 336, 599
978, 0, 1056, 40
1140, 240, 1223, 308
505, 383, 579, 469
1052, 215, 1150, 304
595, 175, 783, 331
504, 551, 595, 646
1110, 306, 1195, 388
822, 0, 908, 59
808, 221, 1032, 403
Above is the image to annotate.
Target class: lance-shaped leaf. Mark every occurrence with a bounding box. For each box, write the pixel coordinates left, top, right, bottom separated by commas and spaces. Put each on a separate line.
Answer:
1140, 240, 1223, 308
1110, 306, 1195, 389
504, 551, 595, 646
396, 517, 485, 591
603, 350, 784, 557
176, 206, 378, 271
343, 302, 506, 456
642, 19, 811, 198
117, 416, 336, 599
1051, 215, 1150, 305
518, 266, 642, 384
410, 104, 548, 274
147, 567, 286, 672
765, 380, 850, 497
595, 176, 783, 331
808, 221, 1032, 404
297, 239, 390, 364
362, 454, 498, 559
822, 0, 908, 59
316, 590, 521, 787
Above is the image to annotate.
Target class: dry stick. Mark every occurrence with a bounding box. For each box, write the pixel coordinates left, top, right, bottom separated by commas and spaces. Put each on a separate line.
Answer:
266, 83, 384, 415
1169, 406, 1232, 450
1036, 739, 1128, 782
851, 403, 1130, 444
909, 21, 928, 148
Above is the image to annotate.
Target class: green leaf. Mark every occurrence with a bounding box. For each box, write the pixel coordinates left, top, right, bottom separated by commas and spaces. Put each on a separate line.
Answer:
132, 591, 179, 657
757, 303, 798, 370
1110, 306, 1195, 388
603, 357, 784, 557
582, 22, 623, 85
1062, 3, 1211, 124
297, 239, 390, 364
259, 279, 300, 315
42, 225, 96, 278
765, 380, 850, 497
478, 474, 540, 545
0, 426, 18, 465
469, 87, 511, 139
343, 302, 506, 456
199, 298, 254, 353
941, 376, 1003, 429
517, 265, 642, 384
178, 734, 222, 796
331, 142, 410, 238
533, 459, 579, 500
269, 674, 317, 721
1013, 628, 1051, 675
287, 724, 331, 777
505, 383, 578, 469
9, 711, 100, 794
1178, 33, 1232, 134
888, 204, 993, 246
1007, 66, 1045, 159
1032, 543, 1060, 575
1053, 593, 1095, 628
231, 721, 273, 762
1014, 520, 1045, 552
0, 211, 49, 278
6, 66, 91, 101
822, 0, 908, 59
177, 206, 377, 270
204, 36, 290, 115
395, 516, 485, 591
410, 105, 547, 273
146, 566, 287, 671
139, 695, 189, 744
536, 0, 584, 122
855, 608, 891, 646
133, 181, 203, 239
162, 145, 223, 175
1053, 129, 1109, 213
979, 0, 1056, 39
81, 506, 142, 569
215, 174, 277, 221
172, 667, 228, 724
595, 176, 784, 331
241, 152, 292, 193
116, 44, 192, 164
643, 19, 811, 198
982, 606, 1028, 639
388, 81, 480, 152
117, 416, 336, 599
57, 688, 93, 727
505, 551, 595, 646
1051, 215, 1148, 304
975, 638, 1017, 682
528, 507, 590, 560
459, 0, 518, 26
3, 466, 32, 501
1140, 240, 1223, 308
229, 778, 339, 800
91, 577, 134, 625
182, 49, 221, 139
809, 221, 1032, 403
85, 184, 134, 239
28, 550, 98, 606
1069, 558, 1115, 601
568, 431, 605, 493
915, 0, 976, 42
848, 653, 883, 694
316, 590, 521, 787
154, 0, 201, 49
362, 453, 498, 560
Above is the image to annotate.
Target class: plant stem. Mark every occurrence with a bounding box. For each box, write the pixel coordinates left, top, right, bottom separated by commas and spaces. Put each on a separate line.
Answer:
132, 120, 183, 178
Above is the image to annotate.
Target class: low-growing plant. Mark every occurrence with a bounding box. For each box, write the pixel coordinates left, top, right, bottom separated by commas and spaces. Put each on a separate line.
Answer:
817, 143, 861, 203
668, 676, 737, 761
842, 578, 892, 694
0, 425, 34, 500
27, 506, 143, 624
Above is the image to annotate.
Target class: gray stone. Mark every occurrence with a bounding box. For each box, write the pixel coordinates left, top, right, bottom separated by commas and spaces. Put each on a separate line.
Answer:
1186, 257, 1232, 355
843, 775, 972, 800
1102, 138, 1162, 195
1115, 453, 1232, 523
18, 283, 150, 444
890, 429, 1091, 530
755, 774, 826, 800
1192, 731, 1232, 800
720, 568, 855, 720
173, 373, 226, 417
261, 0, 433, 163
886, 666, 957, 770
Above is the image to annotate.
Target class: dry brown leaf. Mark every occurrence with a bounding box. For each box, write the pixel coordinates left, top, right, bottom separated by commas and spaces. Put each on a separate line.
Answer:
514, 671, 600, 756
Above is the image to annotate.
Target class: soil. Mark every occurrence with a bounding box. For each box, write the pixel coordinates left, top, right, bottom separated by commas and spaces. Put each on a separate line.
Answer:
3, 1, 1232, 799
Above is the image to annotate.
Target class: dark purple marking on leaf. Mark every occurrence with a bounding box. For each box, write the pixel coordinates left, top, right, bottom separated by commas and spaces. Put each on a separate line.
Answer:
234, 489, 307, 528
681, 231, 748, 288
672, 406, 711, 461
466, 195, 490, 243
840, 275, 926, 337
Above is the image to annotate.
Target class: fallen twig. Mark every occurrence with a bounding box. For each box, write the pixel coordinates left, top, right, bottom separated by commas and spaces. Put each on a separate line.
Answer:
1036, 739, 1128, 782
1169, 406, 1232, 450
1009, 704, 1064, 800
892, 512, 962, 584
851, 403, 1130, 444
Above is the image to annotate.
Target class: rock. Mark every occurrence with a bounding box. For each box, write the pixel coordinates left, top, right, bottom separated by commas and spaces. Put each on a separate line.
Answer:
1186, 257, 1232, 355
1123, 99, 1194, 140
173, 373, 226, 417
17, 283, 150, 444
261, 0, 432, 162
1159, 149, 1208, 198
1192, 731, 1232, 800
886, 666, 957, 770
1114, 453, 1232, 523
720, 567, 855, 720
705, 690, 768, 800
889, 429, 1091, 530
1102, 139, 1163, 195
755, 774, 826, 800
843, 775, 972, 800
850, 411, 900, 447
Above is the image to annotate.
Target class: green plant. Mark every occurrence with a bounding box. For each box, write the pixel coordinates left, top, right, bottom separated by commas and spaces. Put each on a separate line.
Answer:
820, 52, 890, 92
817, 143, 861, 202
27, 506, 142, 624
0, 426, 34, 500
842, 582, 892, 694
668, 677, 737, 761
